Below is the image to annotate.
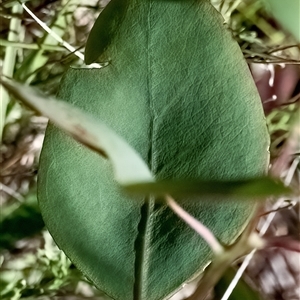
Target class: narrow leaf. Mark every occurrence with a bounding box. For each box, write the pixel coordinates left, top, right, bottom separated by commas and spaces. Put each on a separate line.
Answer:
0, 77, 153, 185
125, 176, 291, 199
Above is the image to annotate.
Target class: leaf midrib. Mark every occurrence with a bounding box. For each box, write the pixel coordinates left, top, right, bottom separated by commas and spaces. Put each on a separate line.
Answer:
133, 1, 155, 299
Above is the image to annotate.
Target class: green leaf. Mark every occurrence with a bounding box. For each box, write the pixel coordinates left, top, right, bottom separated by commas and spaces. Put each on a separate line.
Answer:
0, 78, 152, 185
125, 176, 290, 199
38, 1, 269, 300
85, 0, 129, 64
263, 0, 300, 41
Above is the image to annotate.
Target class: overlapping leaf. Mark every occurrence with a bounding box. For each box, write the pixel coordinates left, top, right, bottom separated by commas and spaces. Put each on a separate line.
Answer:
0, 78, 152, 185
125, 177, 289, 199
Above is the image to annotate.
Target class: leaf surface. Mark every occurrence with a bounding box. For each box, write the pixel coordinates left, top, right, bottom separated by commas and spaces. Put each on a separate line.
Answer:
38, 0, 269, 299
85, 0, 129, 64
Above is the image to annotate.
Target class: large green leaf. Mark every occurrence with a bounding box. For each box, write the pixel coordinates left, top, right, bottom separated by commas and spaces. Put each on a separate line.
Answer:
38, 0, 269, 299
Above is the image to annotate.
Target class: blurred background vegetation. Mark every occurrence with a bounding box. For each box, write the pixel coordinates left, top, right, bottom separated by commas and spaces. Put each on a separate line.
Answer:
0, 0, 299, 299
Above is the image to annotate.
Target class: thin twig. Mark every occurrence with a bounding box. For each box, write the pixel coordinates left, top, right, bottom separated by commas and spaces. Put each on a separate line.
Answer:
259, 201, 294, 216
267, 44, 300, 54
21, 3, 101, 69
279, 93, 300, 107
247, 59, 300, 65
272, 108, 300, 177
0, 182, 24, 202
243, 49, 299, 62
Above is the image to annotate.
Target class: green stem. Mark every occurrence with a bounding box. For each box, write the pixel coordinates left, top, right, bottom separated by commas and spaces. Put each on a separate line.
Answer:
0, 3, 23, 141
0, 39, 66, 51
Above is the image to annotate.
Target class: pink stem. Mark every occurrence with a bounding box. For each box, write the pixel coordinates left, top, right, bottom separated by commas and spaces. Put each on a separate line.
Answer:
166, 195, 224, 255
